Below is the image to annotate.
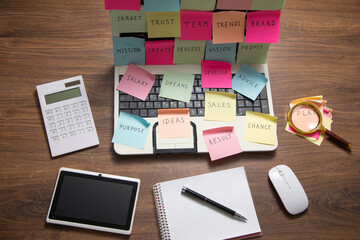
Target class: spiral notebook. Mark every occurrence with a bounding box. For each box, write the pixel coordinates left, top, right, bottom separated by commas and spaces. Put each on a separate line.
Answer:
153, 167, 261, 240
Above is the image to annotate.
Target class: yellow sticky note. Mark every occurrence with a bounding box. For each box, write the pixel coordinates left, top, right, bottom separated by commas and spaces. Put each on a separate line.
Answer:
146, 11, 181, 38
158, 108, 192, 138
205, 91, 236, 122
244, 111, 277, 145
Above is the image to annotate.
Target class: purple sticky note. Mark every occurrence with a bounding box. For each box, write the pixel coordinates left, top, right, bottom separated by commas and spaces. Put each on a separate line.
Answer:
104, 0, 141, 10
201, 60, 232, 88
145, 40, 175, 65
246, 10, 281, 43
180, 11, 213, 41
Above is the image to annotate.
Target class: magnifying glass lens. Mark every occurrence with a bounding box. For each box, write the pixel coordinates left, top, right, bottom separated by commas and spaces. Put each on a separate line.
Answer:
291, 105, 320, 132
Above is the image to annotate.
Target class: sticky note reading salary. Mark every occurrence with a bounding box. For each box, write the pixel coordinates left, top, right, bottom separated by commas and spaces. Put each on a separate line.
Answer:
146, 11, 181, 38
145, 39, 175, 65
105, 0, 141, 10
159, 70, 195, 102
246, 10, 281, 43
205, 91, 236, 122
212, 11, 246, 44
201, 60, 232, 88
158, 109, 192, 138
112, 112, 150, 149
244, 111, 277, 145
180, 11, 213, 41
203, 126, 242, 161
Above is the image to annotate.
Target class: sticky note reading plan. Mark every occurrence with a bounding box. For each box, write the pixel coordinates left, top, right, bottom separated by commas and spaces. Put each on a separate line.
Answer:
173, 38, 206, 64
105, 0, 141, 10
146, 11, 181, 38
180, 11, 213, 41
203, 126, 242, 161
145, 39, 175, 65
201, 60, 232, 88
212, 11, 246, 44
244, 111, 277, 145
112, 37, 145, 66
205, 91, 236, 122
158, 109, 192, 138
159, 70, 194, 102
110, 6, 147, 34
246, 10, 281, 43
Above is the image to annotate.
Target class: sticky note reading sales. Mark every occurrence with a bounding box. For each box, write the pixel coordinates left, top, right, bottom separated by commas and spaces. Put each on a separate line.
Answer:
205, 40, 237, 63
146, 11, 181, 38
201, 60, 232, 88
112, 112, 150, 149
116, 64, 155, 100
105, 0, 141, 10
173, 38, 206, 64
110, 7, 147, 34
203, 126, 242, 161
144, 0, 180, 12
246, 10, 281, 43
216, 0, 253, 10
158, 109, 192, 138
212, 11, 246, 44
146, 39, 175, 65
180, 11, 213, 41
180, 0, 216, 11
236, 42, 270, 64
112, 37, 145, 65
244, 111, 277, 145
205, 91, 236, 122
159, 70, 195, 102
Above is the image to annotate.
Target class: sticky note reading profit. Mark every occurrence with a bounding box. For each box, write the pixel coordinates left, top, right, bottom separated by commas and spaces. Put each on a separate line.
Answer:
110, 7, 147, 34
145, 39, 175, 65
212, 11, 246, 44
112, 37, 145, 65
201, 60, 232, 88
180, 11, 213, 41
216, 0, 253, 10
244, 111, 277, 145
205, 91, 236, 122
105, 0, 141, 10
158, 109, 192, 138
144, 0, 180, 12
246, 10, 281, 43
159, 70, 195, 102
146, 11, 181, 38
180, 0, 216, 11
203, 126, 242, 161
112, 112, 150, 149
205, 40, 237, 63
236, 42, 270, 64
173, 38, 206, 64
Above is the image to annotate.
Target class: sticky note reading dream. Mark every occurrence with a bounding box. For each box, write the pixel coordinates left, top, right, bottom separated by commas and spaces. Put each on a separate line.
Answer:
110, 6, 147, 34
180, 0, 216, 11
236, 42, 270, 64
201, 60, 232, 88
205, 91, 236, 122
112, 112, 150, 149
173, 38, 206, 64
158, 109, 192, 138
146, 11, 181, 38
116, 64, 155, 100
205, 40, 237, 64
159, 70, 194, 102
246, 10, 281, 43
145, 39, 175, 65
212, 11, 246, 44
244, 111, 277, 145
216, 0, 253, 10
112, 37, 145, 66
144, 0, 180, 12
203, 126, 242, 161
105, 0, 141, 10
180, 11, 213, 41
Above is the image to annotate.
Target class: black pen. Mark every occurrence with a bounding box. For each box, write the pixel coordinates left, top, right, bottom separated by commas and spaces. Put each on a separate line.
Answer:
181, 186, 247, 221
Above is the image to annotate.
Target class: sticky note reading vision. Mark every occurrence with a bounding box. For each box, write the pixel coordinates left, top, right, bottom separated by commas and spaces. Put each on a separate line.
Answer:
205, 40, 237, 64
205, 91, 236, 122
180, 0, 216, 11
105, 0, 141, 10
145, 39, 175, 65
212, 11, 246, 44
201, 60, 232, 88
112, 37, 145, 66
244, 111, 277, 145
159, 70, 194, 102
173, 38, 206, 64
146, 11, 181, 38
203, 126, 242, 161
246, 10, 281, 43
110, 6, 147, 34
180, 11, 213, 41
144, 0, 180, 12
158, 109, 192, 138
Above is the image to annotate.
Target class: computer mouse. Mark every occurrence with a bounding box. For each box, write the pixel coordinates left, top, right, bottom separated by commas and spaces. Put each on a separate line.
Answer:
269, 165, 308, 215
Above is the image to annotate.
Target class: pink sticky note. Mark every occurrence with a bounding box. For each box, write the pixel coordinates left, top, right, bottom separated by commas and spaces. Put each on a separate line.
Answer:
246, 10, 281, 43
158, 109, 192, 138
104, 0, 141, 10
145, 40, 175, 65
180, 11, 213, 41
201, 60, 232, 88
116, 64, 155, 101
203, 126, 242, 161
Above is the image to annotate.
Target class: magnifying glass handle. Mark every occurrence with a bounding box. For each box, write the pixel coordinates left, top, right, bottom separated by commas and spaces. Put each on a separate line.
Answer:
324, 129, 352, 149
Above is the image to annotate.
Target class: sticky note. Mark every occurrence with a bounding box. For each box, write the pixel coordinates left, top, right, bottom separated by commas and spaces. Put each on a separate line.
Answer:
112, 112, 150, 149
146, 11, 181, 38
112, 37, 145, 65
216, 0, 252, 10
205, 91, 236, 122
144, 0, 180, 12
205, 40, 237, 64
244, 111, 277, 145
145, 39, 175, 65
203, 126, 242, 161
232, 64, 268, 101
105, 0, 141, 10
246, 10, 281, 43
173, 38, 206, 64
159, 70, 195, 102
110, 7, 147, 35
179, 11, 213, 41
158, 109, 192, 138
212, 11, 246, 44
251, 0, 286, 10
116, 64, 155, 100
180, 0, 216, 11
236, 42, 270, 64
201, 60, 232, 88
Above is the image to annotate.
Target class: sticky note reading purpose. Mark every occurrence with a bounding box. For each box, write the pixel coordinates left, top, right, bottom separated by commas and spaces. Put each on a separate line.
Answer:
144, 0, 180, 12
173, 38, 206, 64
159, 70, 195, 102
112, 37, 145, 66
212, 11, 246, 44
244, 111, 277, 145
216, 0, 253, 10
112, 112, 150, 149
105, 0, 141, 10
110, 7, 147, 34
203, 126, 242, 161
236, 42, 270, 64
201, 60, 232, 88
180, 11, 213, 41
158, 109, 192, 138
205, 91, 236, 122
205, 40, 237, 64
146, 11, 181, 38
246, 10, 281, 43
180, 0, 216, 11
145, 39, 175, 65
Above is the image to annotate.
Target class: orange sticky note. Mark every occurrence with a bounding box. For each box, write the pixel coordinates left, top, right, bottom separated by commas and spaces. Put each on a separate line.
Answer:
212, 11, 246, 44
158, 108, 192, 138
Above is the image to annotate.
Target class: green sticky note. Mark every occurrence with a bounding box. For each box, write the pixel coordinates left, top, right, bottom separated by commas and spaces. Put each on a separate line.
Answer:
173, 38, 206, 64
180, 0, 216, 11
236, 42, 270, 64
110, 6, 147, 35
159, 70, 195, 102
251, 0, 286, 10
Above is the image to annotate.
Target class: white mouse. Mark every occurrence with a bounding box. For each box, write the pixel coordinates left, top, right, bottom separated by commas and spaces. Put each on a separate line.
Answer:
269, 165, 308, 215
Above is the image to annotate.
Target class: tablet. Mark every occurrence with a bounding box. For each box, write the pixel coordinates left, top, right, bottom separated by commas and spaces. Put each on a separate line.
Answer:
46, 167, 140, 235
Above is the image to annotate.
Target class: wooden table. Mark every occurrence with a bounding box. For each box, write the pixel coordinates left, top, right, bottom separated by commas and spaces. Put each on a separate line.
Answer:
1, 1, 359, 239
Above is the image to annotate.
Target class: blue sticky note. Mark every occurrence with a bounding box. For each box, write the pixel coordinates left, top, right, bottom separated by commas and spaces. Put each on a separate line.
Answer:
144, 0, 180, 12
113, 37, 145, 66
112, 112, 150, 149
232, 64, 268, 101
205, 40, 237, 64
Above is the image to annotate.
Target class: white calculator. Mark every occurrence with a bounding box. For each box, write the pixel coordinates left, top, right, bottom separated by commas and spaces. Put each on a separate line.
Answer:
36, 76, 99, 157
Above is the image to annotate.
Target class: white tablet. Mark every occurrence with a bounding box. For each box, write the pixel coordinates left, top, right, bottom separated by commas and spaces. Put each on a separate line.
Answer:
46, 167, 140, 235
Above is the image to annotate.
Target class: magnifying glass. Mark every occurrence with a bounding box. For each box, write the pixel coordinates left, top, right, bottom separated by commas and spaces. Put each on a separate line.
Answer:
288, 101, 352, 149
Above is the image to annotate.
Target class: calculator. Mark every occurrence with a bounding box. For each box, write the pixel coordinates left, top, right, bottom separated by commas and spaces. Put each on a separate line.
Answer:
36, 76, 99, 157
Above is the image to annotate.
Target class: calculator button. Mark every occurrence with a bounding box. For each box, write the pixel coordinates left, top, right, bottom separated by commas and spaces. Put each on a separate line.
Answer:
74, 116, 82, 123
54, 107, 61, 114
57, 120, 65, 127
71, 103, 78, 110
63, 112, 71, 118
77, 129, 85, 135
84, 120, 91, 127
79, 101, 86, 108
45, 109, 53, 116
51, 136, 59, 142
75, 123, 83, 129
60, 134, 67, 140
62, 105, 70, 112
85, 127, 93, 133
72, 109, 80, 116
81, 108, 88, 114
67, 125, 74, 131
48, 122, 56, 129
55, 114, 63, 121
47, 116, 55, 122
69, 131, 76, 138
82, 114, 90, 121
49, 129, 57, 136
65, 118, 73, 125
59, 127, 66, 134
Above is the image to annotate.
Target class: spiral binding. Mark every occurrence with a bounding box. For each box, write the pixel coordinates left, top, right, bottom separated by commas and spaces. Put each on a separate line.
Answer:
153, 183, 171, 240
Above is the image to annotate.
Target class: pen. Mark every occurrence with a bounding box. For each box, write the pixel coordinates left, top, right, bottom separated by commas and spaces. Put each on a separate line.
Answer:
181, 186, 247, 221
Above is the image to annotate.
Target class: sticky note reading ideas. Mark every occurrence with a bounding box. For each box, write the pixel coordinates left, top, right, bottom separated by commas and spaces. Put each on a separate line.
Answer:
205, 91, 236, 122
158, 109, 192, 138
244, 111, 278, 145
246, 10, 281, 43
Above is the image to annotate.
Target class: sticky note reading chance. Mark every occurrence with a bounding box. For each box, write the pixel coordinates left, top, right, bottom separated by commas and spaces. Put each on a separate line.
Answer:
112, 112, 150, 149
116, 64, 155, 101
216, 0, 253, 10
173, 38, 206, 64
112, 37, 145, 66
146, 11, 181, 38
180, 0, 216, 11
201, 60, 232, 88
205, 40, 237, 64
203, 126, 242, 161
205, 91, 236, 122
105, 0, 141, 10
158, 109, 192, 138
236, 42, 270, 64
244, 111, 277, 145
159, 70, 195, 102
144, 0, 180, 12
110, 6, 147, 34
246, 10, 281, 43
145, 39, 175, 65
180, 11, 213, 41
212, 11, 246, 44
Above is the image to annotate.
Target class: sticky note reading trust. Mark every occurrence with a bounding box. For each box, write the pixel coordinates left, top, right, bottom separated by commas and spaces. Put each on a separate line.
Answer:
105, 0, 141, 10
173, 38, 206, 64
205, 91, 236, 122
205, 40, 237, 64
246, 10, 281, 43
112, 37, 145, 65
180, 0, 216, 11
244, 111, 277, 145
112, 112, 150, 149
201, 60, 232, 88
212, 11, 246, 44
144, 0, 180, 12
216, 0, 253, 10
146, 11, 181, 38
203, 126, 242, 161
236, 42, 270, 64
159, 70, 194, 102
145, 39, 175, 65
110, 6, 147, 35
180, 11, 213, 41
158, 109, 192, 138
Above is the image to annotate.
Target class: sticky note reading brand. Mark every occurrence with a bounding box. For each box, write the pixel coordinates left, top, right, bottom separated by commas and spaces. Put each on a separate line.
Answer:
236, 42, 270, 64
216, 0, 253, 10
173, 38, 206, 64
205, 91, 236, 122
110, 6, 147, 34
145, 39, 175, 65
244, 111, 277, 145
205, 40, 237, 64
180, 11, 213, 41
144, 0, 180, 12
159, 70, 194, 102
158, 109, 192, 138
201, 60, 232, 88
212, 11, 246, 44
105, 0, 141, 10
180, 0, 216, 11
146, 11, 181, 38
246, 10, 281, 43
112, 37, 145, 65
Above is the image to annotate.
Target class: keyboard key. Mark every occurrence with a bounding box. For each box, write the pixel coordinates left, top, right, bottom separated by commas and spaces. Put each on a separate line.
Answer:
197, 94, 205, 100
138, 102, 145, 109
260, 88, 267, 99
194, 87, 202, 93
186, 102, 193, 108
120, 102, 129, 109
236, 93, 244, 100
190, 109, 197, 116
131, 110, 140, 115
254, 100, 260, 107
198, 108, 205, 116
237, 100, 245, 107
194, 101, 201, 108
150, 94, 157, 101
146, 102, 154, 109
178, 102, 186, 108
148, 109, 157, 117
154, 102, 162, 108
130, 102, 137, 109
245, 100, 253, 107
170, 102, 177, 108
120, 94, 133, 101
140, 109, 147, 117
162, 102, 169, 108
190, 94, 196, 101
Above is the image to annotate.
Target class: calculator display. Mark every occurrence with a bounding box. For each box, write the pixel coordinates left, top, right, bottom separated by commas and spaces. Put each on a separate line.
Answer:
45, 88, 81, 105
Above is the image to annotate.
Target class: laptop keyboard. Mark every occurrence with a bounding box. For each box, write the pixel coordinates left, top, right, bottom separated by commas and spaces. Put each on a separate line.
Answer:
118, 74, 269, 118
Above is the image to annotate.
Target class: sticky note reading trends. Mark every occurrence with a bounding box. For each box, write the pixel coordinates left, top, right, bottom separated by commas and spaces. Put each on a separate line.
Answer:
213, 11, 245, 44
246, 10, 281, 43
146, 11, 181, 38
159, 70, 195, 102
244, 111, 277, 145
180, 11, 213, 41
205, 91, 236, 122
201, 60, 232, 88
158, 109, 192, 138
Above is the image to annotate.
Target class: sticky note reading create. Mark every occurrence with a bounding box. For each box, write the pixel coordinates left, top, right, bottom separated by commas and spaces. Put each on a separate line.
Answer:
145, 39, 175, 65
244, 111, 277, 145
205, 40, 237, 63
110, 6, 147, 34
159, 70, 195, 102
246, 10, 281, 43
158, 109, 192, 138
112, 112, 150, 149
203, 126, 242, 161
205, 91, 236, 122
236, 42, 270, 64
116, 64, 155, 100
201, 60, 232, 88
180, 11, 213, 41
232, 64, 268, 101
146, 11, 181, 38
144, 0, 180, 12
216, 0, 253, 10
105, 0, 141, 10
173, 38, 206, 64
212, 11, 246, 44
112, 37, 145, 65
180, 0, 216, 11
